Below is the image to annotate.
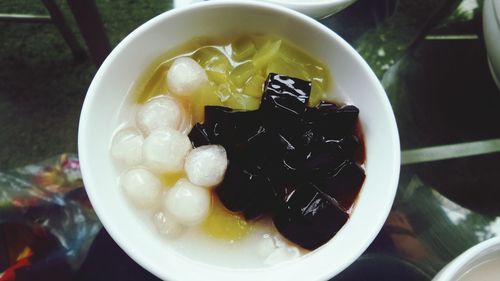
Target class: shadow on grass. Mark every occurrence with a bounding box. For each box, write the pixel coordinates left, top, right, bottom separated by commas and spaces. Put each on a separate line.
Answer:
0, 22, 96, 168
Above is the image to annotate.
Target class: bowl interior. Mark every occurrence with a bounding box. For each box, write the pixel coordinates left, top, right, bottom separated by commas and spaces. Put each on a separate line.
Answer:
433, 237, 500, 281
79, 2, 400, 281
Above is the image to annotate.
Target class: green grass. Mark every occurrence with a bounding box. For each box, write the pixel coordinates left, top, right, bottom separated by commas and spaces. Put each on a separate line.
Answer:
0, 0, 170, 169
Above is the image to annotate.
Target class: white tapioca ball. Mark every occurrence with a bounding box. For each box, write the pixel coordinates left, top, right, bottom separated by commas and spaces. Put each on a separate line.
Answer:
167, 57, 208, 96
257, 234, 277, 257
111, 128, 144, 166
153, 211, 183, 238
184, 145, 228, 188
121, 168, 162, 208
165, 178, 210, 226
264, 246, 301, 266
136, 97, 182, 135
143, 128, 191, 173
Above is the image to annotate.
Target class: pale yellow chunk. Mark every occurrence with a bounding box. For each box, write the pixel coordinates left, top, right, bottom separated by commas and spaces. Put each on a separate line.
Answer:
230, 61, 256, 87
225, 94, 260, 110
232, 36, 256, 62
253, 39, 282, 69
191, 84, 224, 124
243, 74, 266, 98
192, 47, 232, 85
203, 197, 252, 241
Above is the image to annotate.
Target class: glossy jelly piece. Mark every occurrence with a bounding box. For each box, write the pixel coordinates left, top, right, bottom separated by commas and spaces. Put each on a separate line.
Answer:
273, 182, 348, 250
313, 160, 365, 209
259, 131, 313, 180
216, 163, 275, 219
203, 106, 263, 146
238, 128, 308, 186
260, 73, 312, 118
215, 164, 250, 212
262, 121, 321, 176
298, 126, 322, 148
242, 183, 275, 220
241, 167, 287, 220
273, 116, 317, 147
306, 102, 360, 140
188, 123, 212, 147
228, 126, 277, 165
302, 136, 360, 175
268, 124, 325, 176
188, 73, 365, 249
335, 135, 360, 158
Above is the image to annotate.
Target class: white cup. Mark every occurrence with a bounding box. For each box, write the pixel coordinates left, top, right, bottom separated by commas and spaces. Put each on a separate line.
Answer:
433, 237, 500, 281
483, 0, 500, 90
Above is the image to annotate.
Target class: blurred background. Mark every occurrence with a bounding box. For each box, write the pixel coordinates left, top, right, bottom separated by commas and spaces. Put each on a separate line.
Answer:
0, 1, 172, 170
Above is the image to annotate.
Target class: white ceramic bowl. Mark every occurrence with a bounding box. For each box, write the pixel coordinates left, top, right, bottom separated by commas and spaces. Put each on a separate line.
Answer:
483, 0, 500, 90
433, 237, 500, 281
174, 0, 357, 19
78, 1, 400, 280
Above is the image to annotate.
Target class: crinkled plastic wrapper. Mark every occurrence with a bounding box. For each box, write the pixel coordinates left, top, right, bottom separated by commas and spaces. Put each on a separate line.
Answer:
0, 154, 101, 280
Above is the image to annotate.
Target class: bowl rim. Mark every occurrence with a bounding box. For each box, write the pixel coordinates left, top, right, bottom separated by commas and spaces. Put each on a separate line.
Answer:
433, 237, 500, 281
78, 1, 401, 280
178, 0, 357, 9
263, 0, 356, 9
174, 0, 357, 19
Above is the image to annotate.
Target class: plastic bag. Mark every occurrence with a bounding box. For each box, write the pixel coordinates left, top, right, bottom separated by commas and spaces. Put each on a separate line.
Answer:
0, 154, 101, 281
